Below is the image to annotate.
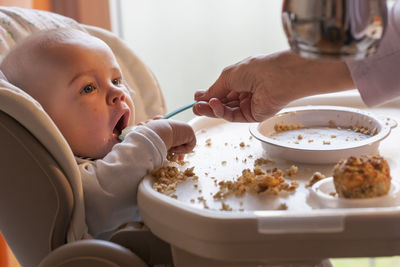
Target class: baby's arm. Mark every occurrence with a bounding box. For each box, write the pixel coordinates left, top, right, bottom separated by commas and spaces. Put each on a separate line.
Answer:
78, 121, 196, 238
78, 125, 168, 238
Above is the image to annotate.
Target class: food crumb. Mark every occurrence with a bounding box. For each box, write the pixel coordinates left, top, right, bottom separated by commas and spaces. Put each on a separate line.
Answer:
220, 202, 232, 211
239, 142, 245, 147
166, 152, 186, 165
330, 135, 337, 138
277, 203, 288, 210
308, 139, 314, 143
274, 123, 303, 132
254, 157, 275, 166
205, 138, 212, 146
152, 166, 196, 196
305, 172, 326, 188
197, 196, 209, 209
213, 168, 296, 199
297, 134, 303, 140
323, 140, 331, 145
286, 165, 298, 177
221, 161, 227, 165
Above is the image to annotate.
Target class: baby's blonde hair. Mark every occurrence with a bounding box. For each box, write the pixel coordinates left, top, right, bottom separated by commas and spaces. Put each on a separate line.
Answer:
0, 28, 97, 100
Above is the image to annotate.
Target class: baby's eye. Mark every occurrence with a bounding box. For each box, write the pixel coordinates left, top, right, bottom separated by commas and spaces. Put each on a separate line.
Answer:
80, 84, 96, 94
112, 78, 121, 86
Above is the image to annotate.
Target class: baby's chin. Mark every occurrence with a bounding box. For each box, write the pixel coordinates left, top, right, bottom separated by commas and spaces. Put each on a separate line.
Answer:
74, 141, 117, 159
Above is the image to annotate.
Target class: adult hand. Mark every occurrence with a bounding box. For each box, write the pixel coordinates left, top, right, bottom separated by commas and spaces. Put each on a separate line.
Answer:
193, 50, 354, 122
193, 53, 292, 122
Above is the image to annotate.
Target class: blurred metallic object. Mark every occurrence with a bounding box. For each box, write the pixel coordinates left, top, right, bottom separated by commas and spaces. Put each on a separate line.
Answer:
282, 0, 388, 60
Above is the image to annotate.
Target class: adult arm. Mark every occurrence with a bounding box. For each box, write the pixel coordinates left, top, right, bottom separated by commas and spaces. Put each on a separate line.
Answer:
346, 1, 400, 106
194, 2, 400, 122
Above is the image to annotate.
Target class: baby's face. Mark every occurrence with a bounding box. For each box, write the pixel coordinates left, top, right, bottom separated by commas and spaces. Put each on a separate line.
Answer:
35, 37, 135, 158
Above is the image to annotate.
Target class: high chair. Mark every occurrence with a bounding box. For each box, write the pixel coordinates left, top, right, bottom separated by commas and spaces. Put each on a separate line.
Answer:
0, 7, 172, 267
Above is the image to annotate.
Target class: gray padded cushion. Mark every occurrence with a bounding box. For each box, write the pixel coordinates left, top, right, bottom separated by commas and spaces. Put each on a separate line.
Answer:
0, 110, 73, 267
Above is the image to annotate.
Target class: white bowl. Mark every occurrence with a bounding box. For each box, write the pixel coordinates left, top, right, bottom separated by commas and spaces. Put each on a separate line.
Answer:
309, 177, 400, 208
249, 106, 397, 164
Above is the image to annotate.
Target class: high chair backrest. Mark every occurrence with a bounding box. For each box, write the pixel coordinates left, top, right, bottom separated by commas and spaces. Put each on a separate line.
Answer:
0, 6, 167, 267
0, 108, 73, 266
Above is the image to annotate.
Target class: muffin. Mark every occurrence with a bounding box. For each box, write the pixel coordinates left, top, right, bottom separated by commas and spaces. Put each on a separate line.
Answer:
333, 155, 391, 199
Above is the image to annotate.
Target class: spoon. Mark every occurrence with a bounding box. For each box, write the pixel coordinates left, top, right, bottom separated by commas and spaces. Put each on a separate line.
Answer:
119, 101, 197, 141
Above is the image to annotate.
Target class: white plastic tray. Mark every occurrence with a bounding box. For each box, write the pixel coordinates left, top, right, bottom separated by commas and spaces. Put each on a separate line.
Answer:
138, 92, 400, 267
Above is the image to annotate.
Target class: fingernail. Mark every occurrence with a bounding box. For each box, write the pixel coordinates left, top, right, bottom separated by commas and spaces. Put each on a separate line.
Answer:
194, 90, 205, 99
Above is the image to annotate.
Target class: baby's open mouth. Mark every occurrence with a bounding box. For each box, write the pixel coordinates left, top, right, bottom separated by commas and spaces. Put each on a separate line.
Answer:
113, 111, 129, 139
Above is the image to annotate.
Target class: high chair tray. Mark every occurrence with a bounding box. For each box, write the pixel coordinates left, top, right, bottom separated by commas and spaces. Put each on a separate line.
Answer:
138, 91, 400, 266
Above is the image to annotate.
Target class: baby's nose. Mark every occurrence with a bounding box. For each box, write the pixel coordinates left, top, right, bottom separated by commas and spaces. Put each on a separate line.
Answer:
108, 87, 125, 105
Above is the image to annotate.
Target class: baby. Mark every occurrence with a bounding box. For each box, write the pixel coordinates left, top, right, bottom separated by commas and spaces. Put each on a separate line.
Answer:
0, 28, 196, 238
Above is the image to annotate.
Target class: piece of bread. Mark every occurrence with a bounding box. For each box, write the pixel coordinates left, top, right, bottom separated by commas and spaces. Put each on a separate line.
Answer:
333, 155, 391, 198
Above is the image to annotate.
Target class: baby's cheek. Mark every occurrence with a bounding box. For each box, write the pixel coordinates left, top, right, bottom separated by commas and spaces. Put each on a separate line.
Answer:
129, 110, 135, 126
127, 101, 135, 126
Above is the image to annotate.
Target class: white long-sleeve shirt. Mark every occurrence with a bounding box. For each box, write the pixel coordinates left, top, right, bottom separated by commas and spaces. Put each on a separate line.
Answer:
76, 126, 167, 238
347, 0, 400, 106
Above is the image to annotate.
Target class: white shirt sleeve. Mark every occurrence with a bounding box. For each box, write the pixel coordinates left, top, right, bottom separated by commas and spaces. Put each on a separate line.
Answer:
77, 125, 167, 238
346, 1, 400, 106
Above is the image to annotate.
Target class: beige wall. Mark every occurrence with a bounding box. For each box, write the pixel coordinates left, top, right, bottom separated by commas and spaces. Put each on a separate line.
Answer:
0, 0, 32, 8
0, 0, 111, 30
51, 0, 111, 30
120, 0, 288, 121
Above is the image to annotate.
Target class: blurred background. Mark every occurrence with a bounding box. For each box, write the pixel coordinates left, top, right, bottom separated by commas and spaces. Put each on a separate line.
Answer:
0, 1, 399, 267
1, 0, 289, 122
118, 0, 287, 121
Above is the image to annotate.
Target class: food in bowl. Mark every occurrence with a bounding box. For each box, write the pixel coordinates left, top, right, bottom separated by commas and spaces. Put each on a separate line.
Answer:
333, 155, 391, 198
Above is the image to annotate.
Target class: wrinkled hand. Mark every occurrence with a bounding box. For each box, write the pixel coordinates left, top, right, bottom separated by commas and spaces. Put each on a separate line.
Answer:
193, 54, 292, 122
193, 50, 354, 122
144, 119, 196, 155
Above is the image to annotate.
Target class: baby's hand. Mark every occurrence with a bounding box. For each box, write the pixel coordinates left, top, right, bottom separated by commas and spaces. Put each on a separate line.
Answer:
144, 119, 196, 155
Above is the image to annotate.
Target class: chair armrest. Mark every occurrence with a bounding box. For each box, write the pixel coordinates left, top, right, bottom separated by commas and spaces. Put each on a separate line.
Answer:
38, 239, 147, 267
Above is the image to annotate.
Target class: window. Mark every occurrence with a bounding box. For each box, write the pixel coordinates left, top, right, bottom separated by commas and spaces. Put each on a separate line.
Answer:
118, 0, 287, 121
